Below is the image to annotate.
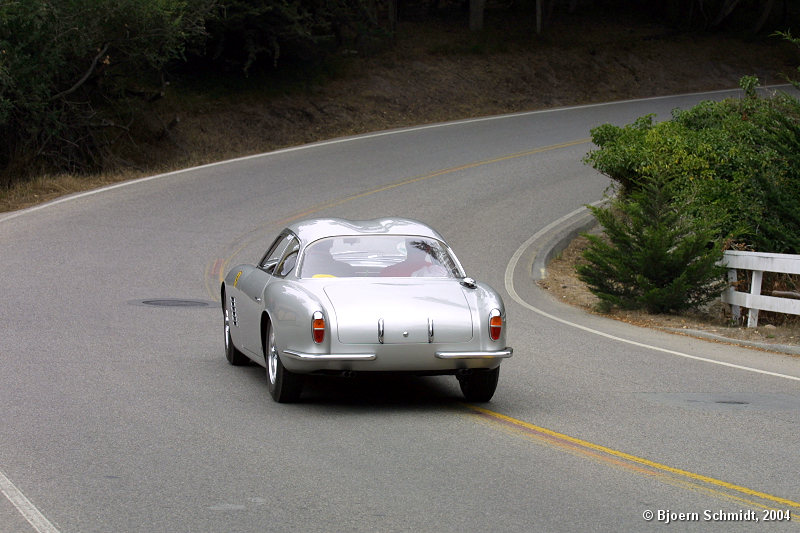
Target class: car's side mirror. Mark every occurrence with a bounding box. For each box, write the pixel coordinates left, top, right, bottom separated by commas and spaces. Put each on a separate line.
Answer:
460, 277, 477, 289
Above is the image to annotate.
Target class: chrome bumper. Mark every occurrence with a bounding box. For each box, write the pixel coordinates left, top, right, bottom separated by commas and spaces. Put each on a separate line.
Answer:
283, 347, 512, 361
281, 346, 511, 373
283, 349, 376, 361
435, 347, 513, 359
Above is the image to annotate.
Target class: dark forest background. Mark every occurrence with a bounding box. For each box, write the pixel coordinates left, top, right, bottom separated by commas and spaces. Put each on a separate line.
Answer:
1, 0, 798, 185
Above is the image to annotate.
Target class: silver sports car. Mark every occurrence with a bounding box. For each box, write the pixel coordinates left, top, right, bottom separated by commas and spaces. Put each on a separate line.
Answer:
221, 218, 512, 402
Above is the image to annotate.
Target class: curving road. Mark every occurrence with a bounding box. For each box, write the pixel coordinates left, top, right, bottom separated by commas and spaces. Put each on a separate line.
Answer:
1, 90, 799, 532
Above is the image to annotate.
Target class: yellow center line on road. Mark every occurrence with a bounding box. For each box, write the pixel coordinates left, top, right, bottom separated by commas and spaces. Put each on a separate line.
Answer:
204, 138, 591, 299
464, 404, 800, 513
271, 138, 591, 227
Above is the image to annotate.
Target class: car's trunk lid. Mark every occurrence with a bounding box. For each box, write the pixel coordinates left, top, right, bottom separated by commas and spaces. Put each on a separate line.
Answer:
324, 280, 473, 344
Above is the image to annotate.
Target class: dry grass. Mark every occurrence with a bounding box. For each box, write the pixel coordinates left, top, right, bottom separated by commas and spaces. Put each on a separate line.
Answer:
0, 170, 148, 212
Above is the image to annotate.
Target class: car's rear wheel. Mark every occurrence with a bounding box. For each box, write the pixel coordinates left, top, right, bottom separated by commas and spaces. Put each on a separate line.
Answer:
265, 323, 303, 403
457, 367, 499, 402
224, 298, 248, 366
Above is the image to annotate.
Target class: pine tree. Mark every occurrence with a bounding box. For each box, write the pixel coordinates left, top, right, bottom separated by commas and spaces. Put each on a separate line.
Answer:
578, 176, 727, 313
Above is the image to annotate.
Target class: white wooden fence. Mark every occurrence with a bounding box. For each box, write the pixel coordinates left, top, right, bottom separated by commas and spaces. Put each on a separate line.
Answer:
721, 250, 800, 327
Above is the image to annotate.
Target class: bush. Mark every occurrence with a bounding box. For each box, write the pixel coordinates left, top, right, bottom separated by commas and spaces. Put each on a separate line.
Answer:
584, 77, 800, 254
578, 176, 727, 313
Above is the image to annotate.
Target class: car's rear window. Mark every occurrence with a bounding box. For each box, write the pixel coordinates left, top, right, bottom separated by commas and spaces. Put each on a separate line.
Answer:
299, 235, 463, 279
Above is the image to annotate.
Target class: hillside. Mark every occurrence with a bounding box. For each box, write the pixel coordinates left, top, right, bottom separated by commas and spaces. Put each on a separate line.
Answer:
1, 11, 797, 212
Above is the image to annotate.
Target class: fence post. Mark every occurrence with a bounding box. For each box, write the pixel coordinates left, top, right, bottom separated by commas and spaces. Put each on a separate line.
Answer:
727, 268, 740, 323
748, 270, 763, 328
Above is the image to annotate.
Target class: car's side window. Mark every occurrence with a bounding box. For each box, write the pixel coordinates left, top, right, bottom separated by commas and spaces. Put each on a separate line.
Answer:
259, 233, 293, 273
275, 238, 300, 278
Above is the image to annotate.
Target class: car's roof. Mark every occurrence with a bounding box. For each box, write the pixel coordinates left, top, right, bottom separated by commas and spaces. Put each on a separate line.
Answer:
286, 218, 445, 246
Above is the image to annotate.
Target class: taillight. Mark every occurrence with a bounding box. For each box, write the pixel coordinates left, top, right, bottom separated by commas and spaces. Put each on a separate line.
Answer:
312, 311, 325, 344
489, 309, 502, 341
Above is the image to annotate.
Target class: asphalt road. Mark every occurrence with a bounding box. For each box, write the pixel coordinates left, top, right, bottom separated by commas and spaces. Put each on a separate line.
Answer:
1, 89, 799, 532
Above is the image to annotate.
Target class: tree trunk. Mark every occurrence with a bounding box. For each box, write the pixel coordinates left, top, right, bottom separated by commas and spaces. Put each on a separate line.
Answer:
752, 0, 775, 33
711, 0, 742, 27
470, 0, 486, 31
388, 0, 397, 34
536, 0, 542, 34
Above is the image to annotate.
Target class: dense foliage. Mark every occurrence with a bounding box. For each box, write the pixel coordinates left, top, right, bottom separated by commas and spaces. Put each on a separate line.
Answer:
0, 0, 394, 180
652, 0, 795, 32
0, 0, 211, 180
581, 76, 800, 312
585, 77, 800, 254
202, 1, 390, 75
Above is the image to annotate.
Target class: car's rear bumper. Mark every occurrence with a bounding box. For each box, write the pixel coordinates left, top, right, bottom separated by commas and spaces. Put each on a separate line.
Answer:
283, 349, 376, 361
435, 348, 513, 359
280, 346, 512, 373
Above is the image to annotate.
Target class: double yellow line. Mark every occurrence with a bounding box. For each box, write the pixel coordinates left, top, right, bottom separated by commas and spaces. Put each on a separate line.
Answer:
465, 404, 800, 513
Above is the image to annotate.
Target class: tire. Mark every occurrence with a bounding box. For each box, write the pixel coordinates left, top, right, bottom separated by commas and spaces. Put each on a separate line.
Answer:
457, 367, 500, 402
265, 323, 303, 403
224, 298, 248, 366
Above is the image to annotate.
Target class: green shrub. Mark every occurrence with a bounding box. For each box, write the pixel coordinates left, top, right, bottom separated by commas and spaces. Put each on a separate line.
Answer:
581, 115, 655, 196
584, 77, 800, 254
578, 176, 727, 313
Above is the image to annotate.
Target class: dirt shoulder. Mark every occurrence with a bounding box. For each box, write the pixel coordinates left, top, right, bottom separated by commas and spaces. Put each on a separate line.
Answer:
539, 231, 800, 354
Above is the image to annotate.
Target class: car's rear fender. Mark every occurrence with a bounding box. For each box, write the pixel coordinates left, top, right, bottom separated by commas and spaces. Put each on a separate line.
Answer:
264, 280, 335, 360
461, 281, 508, 348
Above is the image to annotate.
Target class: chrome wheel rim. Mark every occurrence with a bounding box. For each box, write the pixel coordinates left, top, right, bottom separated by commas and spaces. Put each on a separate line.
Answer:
267, 328, 277, 385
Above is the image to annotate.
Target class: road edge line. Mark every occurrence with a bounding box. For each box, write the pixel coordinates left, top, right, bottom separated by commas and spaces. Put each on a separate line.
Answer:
503, 205, 800, 382
0, 469, 60, 533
